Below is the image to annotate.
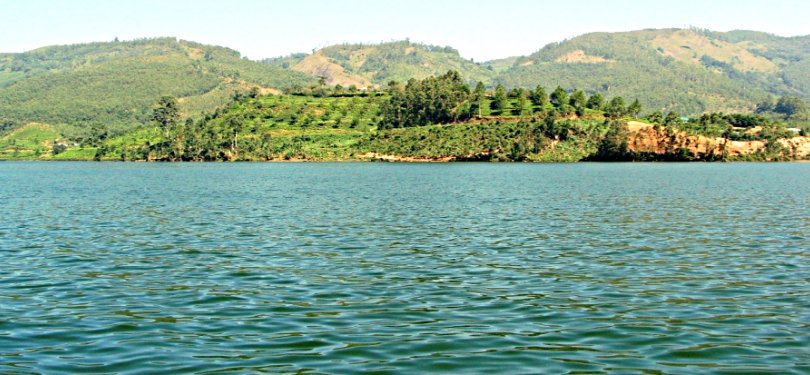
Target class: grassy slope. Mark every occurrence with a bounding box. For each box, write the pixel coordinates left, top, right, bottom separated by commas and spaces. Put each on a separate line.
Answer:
0, 38, 315, 137
278, 41, 496, 87
99, 93, 387, 161
0, 123, 62, 159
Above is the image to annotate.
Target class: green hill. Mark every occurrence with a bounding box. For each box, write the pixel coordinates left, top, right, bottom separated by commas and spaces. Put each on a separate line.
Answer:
264, 40, 495, 88
494, 29, 810, 114
0, 38, 315, 138
275, 29, 810, 115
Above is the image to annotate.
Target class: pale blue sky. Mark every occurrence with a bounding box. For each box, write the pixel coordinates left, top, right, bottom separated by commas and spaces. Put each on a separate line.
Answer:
1, 0, 808, 61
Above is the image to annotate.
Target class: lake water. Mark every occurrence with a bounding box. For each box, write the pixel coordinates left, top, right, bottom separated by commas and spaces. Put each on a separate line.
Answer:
1, 162, 808, 374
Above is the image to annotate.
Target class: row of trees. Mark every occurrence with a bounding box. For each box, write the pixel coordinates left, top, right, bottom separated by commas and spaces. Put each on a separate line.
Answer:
379, 70, 643, 129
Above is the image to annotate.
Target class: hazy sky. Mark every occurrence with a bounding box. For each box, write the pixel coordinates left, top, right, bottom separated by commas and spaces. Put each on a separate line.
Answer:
1, 0, 808, 61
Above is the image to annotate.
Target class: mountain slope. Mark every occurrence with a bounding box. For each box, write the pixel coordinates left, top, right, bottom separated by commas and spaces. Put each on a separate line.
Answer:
265, 41, 495, 87
495, 29, 810, 114
0, 38, 315, 136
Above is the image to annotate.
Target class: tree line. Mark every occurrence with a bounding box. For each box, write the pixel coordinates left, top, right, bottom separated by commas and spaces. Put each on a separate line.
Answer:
379, 70, 642, 129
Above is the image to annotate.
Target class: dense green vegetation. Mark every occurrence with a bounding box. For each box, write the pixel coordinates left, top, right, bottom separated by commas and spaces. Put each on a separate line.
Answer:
3, 68, 806, 162
59, 72, 800, 162
362, 119, 615, 162
378, 72, 641, 130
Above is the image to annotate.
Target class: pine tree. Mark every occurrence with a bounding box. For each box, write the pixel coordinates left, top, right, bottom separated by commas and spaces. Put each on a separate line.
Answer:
550, 86, 569, 108
627, 99, 642, 117
569, 90, 587, 111
606, 97, 627, 119
530, 85, 548, 107
491, 84, 508, 115
586, 92, 605, 110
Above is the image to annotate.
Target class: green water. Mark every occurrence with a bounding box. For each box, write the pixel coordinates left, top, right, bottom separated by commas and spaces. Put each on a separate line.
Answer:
1, 162, 808, 374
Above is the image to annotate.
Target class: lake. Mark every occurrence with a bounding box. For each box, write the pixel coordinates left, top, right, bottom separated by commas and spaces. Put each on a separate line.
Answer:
1, 162, 808, 374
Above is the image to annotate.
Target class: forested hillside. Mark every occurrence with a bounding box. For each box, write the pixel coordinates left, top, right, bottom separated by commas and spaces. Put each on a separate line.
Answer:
0, 38, 314, 138
494, 29, 810, 114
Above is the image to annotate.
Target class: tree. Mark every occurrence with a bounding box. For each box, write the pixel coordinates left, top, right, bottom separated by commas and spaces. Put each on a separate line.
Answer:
530, 85, 548, 107
586, 92, 604, 110
491, 84, 507, 115
51, 141, 67, 156
647, 111, 664, 124
386, 80, 403, 93
151, 96, 179, 140
627, 99, 642, 117
774, 96, 808, 118
228, 115, 245, 158
569, 90, 586, 110
514, 89, 528, 116
605, 96, 626, 119
664, 111, 681, 126
755, 98, 774, 114
550, 86, 568, 108
471, 81, 486, 117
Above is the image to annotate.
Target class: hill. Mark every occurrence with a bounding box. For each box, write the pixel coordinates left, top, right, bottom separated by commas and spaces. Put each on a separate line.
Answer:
0, 38, 315, 138
263, 41, 495, 88
273, 29, 810, 115
494, 28, 810, 114
2, 28, 809, 139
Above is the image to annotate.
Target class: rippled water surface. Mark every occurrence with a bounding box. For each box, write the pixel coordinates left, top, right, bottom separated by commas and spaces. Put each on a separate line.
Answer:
1, 162, 808, 374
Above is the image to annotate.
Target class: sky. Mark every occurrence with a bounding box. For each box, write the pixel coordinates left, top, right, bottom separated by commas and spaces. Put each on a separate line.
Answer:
1, 0, 809, 61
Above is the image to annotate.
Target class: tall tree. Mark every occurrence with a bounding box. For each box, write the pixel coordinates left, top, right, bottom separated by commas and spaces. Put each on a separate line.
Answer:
605, 96, 627, 119
550, 86, 568, 108
569, 90, 587, 110
627, 99, 642, 117
586, 92, 605, 110
530, 85, 548, 107
514, 89, 528, 116
228, 115, 244, 158
471, 81, 486, 117
491, 84, 508, 115
151, 96, 179, 140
